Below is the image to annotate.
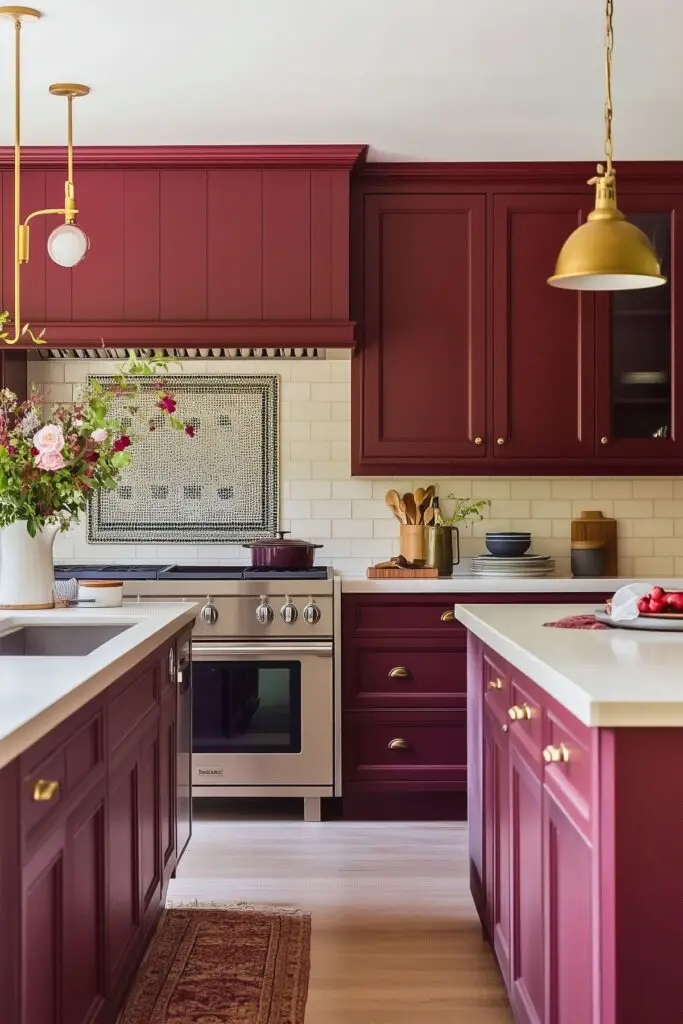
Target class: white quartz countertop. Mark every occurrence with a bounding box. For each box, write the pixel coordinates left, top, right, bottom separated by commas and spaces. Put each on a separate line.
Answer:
341, 575, 683, 594
455, 602, 683, 728
0, 601, 197, 770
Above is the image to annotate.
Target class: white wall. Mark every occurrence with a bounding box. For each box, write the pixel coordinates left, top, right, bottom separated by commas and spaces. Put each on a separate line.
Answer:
30, 354, 683, 578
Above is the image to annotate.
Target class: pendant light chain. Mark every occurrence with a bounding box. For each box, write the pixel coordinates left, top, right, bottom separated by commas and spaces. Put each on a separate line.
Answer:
603, 0, 614, 176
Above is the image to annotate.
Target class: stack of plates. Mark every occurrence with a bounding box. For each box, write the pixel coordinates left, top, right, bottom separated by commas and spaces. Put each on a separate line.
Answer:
471, 554, 555, 578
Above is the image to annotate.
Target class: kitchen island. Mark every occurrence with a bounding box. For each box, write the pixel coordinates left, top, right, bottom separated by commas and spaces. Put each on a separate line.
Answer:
0, 601, 196, 1024
456, 602, 683, 1024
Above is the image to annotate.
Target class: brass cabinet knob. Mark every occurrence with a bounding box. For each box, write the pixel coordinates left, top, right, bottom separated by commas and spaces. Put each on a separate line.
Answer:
543, 743, 570, 764
388, 666, 410, 679
441, 609, 456, 622
600, 436, 609, 445
502, 724, 509, 733
487, 678, 503, 690
32, 779, 60, 802
473, 436, 484, 446
388, 738, 410, 751
496, 437, 506, 445
507, 704, 532, 722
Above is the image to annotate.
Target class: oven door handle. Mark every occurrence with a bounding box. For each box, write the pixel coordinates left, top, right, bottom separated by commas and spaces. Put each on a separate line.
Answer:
192, 642, 333, 658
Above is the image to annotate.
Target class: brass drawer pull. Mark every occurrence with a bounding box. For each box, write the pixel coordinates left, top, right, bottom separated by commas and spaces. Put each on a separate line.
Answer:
388, 738, 410, 751
32, 779, 60, 802
507, 704, 532, 722
487, 678, 503, 690
496, 437, 506, 446
543, 744, 570, 764
600, 436, 609, 445
441, 609, 455, 623
388, 666, 410, 679
473, 436, 484, 446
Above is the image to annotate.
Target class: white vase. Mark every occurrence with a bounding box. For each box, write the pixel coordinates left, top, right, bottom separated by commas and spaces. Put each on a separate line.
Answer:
0, 520, 59, 609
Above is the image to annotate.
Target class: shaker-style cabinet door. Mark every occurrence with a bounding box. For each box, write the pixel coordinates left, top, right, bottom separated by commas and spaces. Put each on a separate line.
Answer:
543, 786, 594, 1024
491, 194, 596, 464
21, 824, 67, 1024
352, 192, 487, 474
509, 743, 544, 1024
483, 697, 512, 987
595, 195, 683, 466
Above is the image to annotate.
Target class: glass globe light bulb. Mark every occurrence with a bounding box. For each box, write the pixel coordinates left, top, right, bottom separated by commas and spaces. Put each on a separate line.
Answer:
47, 224, 89, 268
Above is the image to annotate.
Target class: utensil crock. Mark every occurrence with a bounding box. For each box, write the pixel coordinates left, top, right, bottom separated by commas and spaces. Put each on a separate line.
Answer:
399, 524, 427, 564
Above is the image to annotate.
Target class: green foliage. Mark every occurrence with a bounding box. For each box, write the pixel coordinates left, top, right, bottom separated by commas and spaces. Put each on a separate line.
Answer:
442, 495, 490, 527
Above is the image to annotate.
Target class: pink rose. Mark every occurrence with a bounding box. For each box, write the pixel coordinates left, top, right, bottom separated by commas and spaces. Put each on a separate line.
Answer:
33, 423, 65, 454
90, 427, 107, 443
35, 450, 66, 472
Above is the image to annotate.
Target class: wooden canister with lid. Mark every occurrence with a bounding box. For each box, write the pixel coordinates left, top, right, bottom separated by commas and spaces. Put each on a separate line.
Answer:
570, 511, 617, 576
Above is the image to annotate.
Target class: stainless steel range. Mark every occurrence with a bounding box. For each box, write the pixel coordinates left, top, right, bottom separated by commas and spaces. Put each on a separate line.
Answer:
55, 564, 336, 821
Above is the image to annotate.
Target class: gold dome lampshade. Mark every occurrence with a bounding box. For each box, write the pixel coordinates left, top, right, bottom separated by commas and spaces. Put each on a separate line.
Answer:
548, 171, 666, 291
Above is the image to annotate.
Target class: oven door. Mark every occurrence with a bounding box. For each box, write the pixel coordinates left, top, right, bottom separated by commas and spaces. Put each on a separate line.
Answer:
191, 641, 333, 788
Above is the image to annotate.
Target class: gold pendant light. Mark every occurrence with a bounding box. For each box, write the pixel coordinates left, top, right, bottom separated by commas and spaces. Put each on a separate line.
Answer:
548, 0, 665, 291
0, 7, 90, 344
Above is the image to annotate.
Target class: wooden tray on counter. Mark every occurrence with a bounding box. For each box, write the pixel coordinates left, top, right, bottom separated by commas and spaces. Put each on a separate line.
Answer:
367, 566, 439, 579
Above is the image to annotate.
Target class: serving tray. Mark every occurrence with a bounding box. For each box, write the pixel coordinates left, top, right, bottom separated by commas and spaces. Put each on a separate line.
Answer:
594, 609, 683, 632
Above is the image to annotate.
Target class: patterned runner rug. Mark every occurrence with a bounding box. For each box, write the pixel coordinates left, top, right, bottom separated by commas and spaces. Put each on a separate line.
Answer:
118, 905, 311, 1023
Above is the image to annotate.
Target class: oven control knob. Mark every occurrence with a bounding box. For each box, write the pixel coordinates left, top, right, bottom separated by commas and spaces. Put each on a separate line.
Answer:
256, 595, 274, 625
281, 596, 298, 624
200, 598, 219, 625
303, 599, 321, 625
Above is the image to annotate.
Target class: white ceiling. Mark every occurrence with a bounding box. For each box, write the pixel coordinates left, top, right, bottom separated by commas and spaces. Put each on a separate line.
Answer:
0, 0, 679, 161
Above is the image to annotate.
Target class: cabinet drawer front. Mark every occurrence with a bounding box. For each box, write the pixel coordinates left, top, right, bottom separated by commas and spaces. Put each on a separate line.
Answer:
108, 663, 159, 751
482, 652, 510, 716
508, 677, 543, 766
344, 710, 466, 784
344, 596, 464, 638
22, 710, 104, 837
344, 646, 466, 708
543, 709, 591, 821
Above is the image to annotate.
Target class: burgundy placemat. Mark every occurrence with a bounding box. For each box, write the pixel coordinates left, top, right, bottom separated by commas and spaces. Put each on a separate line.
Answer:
544, 614, 609, 630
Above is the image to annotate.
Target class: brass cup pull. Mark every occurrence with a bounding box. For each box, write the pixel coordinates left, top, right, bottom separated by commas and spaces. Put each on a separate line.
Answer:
32, 779, 60, 802
473, 436, 484, 446
388, 666, 410, 679
543, 743, 570, 765
496, 437, 506, 446
600, 436, 609, 445
441, 609, 456, 623
487, 678, 503, 690
388, 738, 410, 751
507, 704, 532, 722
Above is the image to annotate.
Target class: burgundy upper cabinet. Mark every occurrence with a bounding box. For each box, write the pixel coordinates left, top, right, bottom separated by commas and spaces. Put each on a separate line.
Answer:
0, 146, 367, 348
492, 194, 596, 463
352, 191, 487, 474
595, 194, 683, 470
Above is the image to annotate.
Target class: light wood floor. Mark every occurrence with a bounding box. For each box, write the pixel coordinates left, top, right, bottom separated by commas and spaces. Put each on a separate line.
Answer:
167, 803, 512, 1023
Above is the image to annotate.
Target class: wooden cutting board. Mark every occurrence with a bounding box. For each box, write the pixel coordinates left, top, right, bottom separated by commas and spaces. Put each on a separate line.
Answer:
367, 566, 439, 578
571, 510, 618, 575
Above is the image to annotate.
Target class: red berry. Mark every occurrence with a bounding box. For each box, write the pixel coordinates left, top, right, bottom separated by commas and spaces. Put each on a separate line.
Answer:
650, 586, 665, 601
637, 597, 650, 613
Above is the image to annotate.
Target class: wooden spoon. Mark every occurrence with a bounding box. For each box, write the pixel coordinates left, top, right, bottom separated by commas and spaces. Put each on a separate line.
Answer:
385, 489, 406, 524
403, 492, 417, 526
423, 505, 435, 526
418, 485, 436, 523
413, 487, 427, 524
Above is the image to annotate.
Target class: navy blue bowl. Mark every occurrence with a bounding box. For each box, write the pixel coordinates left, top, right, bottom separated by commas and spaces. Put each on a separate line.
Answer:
485, 537, 531, 557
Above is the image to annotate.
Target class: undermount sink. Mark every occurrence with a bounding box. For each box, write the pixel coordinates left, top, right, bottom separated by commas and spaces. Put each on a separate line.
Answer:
0, 624, 131, 657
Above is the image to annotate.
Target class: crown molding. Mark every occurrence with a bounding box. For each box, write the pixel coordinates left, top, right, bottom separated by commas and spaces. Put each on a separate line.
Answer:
358, 160, 683, 189
0, 144, 369, 171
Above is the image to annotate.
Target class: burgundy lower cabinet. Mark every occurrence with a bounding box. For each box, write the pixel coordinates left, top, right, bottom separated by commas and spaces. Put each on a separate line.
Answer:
469, 632, 683, 1024
0, 629, 184, 1024
341, 593, 609, 821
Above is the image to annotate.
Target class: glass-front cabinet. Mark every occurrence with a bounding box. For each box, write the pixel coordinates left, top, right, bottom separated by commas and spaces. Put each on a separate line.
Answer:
596, 196, 683, 462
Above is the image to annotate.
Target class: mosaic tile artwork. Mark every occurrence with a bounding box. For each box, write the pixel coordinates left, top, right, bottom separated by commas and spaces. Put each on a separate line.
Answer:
88, 375, 279, 543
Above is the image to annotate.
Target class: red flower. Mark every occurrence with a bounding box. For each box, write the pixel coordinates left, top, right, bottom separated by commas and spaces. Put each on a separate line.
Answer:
184, 424, 195, 437
113, 435, 131, 452
85, 451, 99, 463
7, 444, 17, 455
157, 393, 176, 414
30, 446, 39, 456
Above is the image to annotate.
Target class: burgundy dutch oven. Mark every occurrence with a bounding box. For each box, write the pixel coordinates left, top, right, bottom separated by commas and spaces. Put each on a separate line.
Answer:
243, 531, 323, 569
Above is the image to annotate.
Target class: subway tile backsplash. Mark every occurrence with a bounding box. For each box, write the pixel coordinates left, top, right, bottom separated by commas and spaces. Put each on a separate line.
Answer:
30, 355, 683, 578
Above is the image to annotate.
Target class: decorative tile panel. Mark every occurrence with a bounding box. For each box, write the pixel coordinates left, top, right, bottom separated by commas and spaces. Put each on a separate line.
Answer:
88, 374, 279, 543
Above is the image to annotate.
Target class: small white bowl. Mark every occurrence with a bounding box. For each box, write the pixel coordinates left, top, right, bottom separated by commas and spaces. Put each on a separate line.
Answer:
78, 580, 124, 607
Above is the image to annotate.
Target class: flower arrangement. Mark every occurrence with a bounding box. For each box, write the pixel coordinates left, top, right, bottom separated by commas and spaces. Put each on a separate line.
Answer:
0, 352, 194, 537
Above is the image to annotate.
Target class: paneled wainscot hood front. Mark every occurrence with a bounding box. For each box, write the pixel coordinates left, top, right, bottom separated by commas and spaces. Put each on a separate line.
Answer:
0, 144, 367, 351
